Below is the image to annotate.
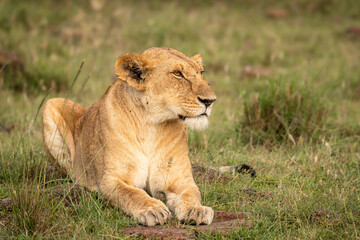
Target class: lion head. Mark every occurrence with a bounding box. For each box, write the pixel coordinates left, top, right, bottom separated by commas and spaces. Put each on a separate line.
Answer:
115, 47, 216, 130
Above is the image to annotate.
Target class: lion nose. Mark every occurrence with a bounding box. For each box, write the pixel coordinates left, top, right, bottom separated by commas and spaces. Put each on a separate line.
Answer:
197, 97, 216, 107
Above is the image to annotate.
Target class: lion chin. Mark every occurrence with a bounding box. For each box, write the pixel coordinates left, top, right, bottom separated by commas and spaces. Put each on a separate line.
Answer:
184, 115, 209, 130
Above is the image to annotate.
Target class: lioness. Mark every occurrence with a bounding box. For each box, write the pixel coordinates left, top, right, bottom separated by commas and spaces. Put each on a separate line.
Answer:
42, 47, 216, 226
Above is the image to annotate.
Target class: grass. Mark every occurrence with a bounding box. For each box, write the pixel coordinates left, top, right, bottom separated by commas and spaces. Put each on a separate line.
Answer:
241, 77, 330, 146
1, 0, 360, 239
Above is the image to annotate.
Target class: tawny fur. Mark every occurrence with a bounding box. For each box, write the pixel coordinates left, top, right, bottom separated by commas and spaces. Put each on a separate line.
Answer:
42, 47, 216, 226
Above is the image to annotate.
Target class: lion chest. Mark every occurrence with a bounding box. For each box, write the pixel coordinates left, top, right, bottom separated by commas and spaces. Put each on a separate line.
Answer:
130, 151, 154, 190
117, 126, 161, 190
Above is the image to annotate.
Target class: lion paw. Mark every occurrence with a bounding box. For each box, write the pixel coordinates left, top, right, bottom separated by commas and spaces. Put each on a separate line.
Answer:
135, 201, 172, 226
175, 204, 214, 225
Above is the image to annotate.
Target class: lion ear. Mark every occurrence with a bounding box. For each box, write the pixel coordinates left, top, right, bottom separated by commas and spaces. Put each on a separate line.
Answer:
115, 53, 151, 91
191, 53, 203, 65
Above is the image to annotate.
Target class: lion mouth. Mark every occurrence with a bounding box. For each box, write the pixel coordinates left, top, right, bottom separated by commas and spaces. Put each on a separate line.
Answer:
178, 113, 207, 121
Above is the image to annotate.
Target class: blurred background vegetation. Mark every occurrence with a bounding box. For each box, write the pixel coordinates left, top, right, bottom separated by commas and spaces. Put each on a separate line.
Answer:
1, 0, 359, 239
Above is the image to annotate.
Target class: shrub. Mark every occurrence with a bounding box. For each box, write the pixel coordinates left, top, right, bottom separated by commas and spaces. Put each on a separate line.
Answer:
0, 59, 67, 94
240, 78, 329, 146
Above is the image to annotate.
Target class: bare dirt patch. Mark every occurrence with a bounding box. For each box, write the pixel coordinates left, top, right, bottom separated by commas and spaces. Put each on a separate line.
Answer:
346, 26, 360, 40
309, 209, 343, 226
122, 211, 253, 239
266, 9, 290, 19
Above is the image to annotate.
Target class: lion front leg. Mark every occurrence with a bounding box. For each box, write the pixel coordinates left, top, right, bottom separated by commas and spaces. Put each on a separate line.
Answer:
165, 176, 214, 225
99, 175, 171, 226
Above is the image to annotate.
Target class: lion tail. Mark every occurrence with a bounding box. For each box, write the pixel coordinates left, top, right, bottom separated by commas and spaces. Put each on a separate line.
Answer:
42, 98, 87, 175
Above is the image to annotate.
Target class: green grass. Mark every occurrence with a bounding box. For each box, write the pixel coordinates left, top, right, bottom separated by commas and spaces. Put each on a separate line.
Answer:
240, 77, 330, 146
1, 0, 360, 239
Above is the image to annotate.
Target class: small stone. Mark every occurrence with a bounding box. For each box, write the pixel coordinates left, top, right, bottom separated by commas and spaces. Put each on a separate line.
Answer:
266, 9, 290, 19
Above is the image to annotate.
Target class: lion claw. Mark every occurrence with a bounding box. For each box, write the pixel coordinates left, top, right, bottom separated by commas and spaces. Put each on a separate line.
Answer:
176, 205, 214, 225
136, 203, 172, 226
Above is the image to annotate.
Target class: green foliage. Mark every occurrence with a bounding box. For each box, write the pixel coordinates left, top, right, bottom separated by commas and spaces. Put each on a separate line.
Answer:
1, 63, 67, 93
241, 78, 329, 146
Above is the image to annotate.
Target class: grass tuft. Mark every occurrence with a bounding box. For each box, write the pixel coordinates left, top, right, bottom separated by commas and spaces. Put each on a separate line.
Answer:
10, 184, 53, 236
0, 59, 67, 94
240, 78, 329, 146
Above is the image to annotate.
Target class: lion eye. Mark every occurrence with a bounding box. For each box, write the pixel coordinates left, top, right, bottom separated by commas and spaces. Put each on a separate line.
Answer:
172, 71, 184, 78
